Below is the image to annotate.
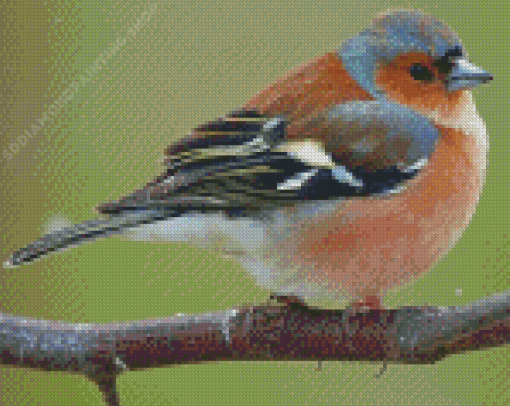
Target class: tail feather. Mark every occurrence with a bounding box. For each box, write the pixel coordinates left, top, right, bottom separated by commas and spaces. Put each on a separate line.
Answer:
3, 211, 169, 268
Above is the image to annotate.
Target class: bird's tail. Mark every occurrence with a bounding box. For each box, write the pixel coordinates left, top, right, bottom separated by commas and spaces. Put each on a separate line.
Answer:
3, 210, 168, 268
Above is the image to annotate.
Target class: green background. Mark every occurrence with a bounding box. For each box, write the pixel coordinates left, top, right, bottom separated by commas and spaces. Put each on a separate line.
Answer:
1, 0, 508, 404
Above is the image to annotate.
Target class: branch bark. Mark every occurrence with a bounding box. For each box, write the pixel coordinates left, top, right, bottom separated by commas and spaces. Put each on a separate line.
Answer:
2, 291, 510, 405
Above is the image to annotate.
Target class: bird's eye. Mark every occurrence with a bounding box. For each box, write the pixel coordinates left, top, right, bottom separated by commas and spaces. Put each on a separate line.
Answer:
410, 64, 433, 81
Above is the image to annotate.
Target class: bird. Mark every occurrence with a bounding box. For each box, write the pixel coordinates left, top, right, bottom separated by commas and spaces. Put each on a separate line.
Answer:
4, 9, 492, 311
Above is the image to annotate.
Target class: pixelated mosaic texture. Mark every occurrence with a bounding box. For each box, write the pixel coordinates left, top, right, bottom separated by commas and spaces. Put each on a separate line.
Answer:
1, 1, 508, 405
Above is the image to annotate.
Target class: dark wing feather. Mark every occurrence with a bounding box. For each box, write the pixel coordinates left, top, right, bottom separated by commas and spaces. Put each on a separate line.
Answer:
97, 104, 438, 215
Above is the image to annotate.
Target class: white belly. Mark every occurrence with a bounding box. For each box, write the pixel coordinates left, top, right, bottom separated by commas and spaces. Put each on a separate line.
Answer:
125, 200, 347, 302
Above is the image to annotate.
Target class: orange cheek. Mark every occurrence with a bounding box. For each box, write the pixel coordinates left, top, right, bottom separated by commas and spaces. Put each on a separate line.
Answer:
375, 64, 444, 113
374, 56, 464, 116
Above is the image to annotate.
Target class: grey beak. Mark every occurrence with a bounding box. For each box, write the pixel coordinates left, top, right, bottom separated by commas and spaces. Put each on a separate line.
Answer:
446, 59, 493, 91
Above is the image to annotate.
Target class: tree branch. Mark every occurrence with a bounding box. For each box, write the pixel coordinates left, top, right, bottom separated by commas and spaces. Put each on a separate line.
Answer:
2, 291, 510, 405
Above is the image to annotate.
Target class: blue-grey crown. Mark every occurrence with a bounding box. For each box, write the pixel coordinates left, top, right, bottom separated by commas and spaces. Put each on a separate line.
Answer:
339, 10, 463, 96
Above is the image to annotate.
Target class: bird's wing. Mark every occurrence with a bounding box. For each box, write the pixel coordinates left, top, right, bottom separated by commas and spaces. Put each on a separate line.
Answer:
5, 102, 440, 267
97, 102, 439, 216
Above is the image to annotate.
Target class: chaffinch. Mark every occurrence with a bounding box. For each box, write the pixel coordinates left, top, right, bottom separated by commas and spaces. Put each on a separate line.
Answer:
5, 10, 492, 309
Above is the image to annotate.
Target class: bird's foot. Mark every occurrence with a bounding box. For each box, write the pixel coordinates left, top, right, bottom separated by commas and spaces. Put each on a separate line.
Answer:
348, 295, 383, 312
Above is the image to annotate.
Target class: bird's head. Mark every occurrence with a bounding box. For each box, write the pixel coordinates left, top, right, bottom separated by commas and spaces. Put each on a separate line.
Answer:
340, 9, 492, 119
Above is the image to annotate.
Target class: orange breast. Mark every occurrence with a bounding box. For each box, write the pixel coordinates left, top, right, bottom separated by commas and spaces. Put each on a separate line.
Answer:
292, 124, 484, 301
